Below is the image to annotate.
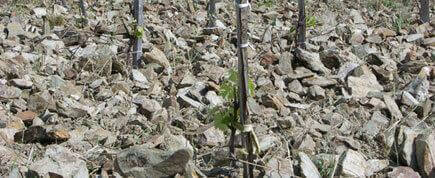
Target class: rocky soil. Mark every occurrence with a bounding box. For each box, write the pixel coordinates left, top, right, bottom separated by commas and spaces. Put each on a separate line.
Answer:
0, 0, 434, 177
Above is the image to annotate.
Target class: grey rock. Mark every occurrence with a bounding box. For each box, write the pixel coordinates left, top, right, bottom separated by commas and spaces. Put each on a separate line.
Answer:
298, 152, 321, 178
0, 85, 22, 99
0, 128, 18, 144
162, 131, 194, 154
247, 97, 263, 115
27, 145, 88, 178
308, 85, 325, 100
368, 97, 387, 109
336, 136, 361, 150
199, 126, 225, 146
296, 134, 316, 153
257, 76, 273, 87
423, 37, 435, 47
285, 103, 311, 109
53, 4, 68, 14
287, 92, 303, 102
49, 75, 66, 89
32, 117, 44, 126
339, 149, 367, 177
90, 78, 106, 89
350, 9, 365, 24
262, 26, 272, 43
366, 159, 389, 176
387, 166, 421, 178
41, 39, 65, 52
177, 88, 205, 109
350, 30, 364, 45
295, 48, 330, 74
302, 76, 337, 87
27, 90, 55, 112
115, 146, 192, 178
1, 145, 25, 175
276, 52, 293, 75
205, 91, 224, 107
21, 53, 39, 63
6, 22, 25, 38
134, 97, 162, 119
87, 128, 116, 146
361, 111, 389, 139
180, 72, 196, 87
405, 34, 424, 42
261, 94, 285, 110
95, 88, 113, 101
403, 70, 430, 103
335, 62, 360, 82
258, 135, 279, 152
366, 34, 383, 44
143, 47, 172, 74
111, 81, 131, 94
384, 94, 403, 119
132, 69, 149, 84
32, 7, 47, 18
56, 97, 89, 119
415, 131, 435, 178
348, 65, 383, 98
273, 73, 286, 90
288, 79, 305, 95
395, 127, 419, 168
265, 157, 294, 178
402, 91, 420, 106
7, 167, 23, 178
11, 78, 33, 89
288, 67, 316, 79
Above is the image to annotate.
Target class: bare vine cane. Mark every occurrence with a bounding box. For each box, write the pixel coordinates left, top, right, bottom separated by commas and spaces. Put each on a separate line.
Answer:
132, 0, 144, 68
296, 0, 306, 49
235, 0, 254, 177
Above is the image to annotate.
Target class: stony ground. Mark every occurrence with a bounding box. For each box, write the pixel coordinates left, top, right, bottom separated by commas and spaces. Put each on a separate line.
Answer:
0, 0, 434, 177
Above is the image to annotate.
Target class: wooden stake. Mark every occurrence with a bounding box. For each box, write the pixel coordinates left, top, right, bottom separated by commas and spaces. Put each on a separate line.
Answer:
419, 0, 429, 23
206, 0, 217, 28
133, 0, 144, 68
297, 0, 306, 49
79, 0, 87, 17
235, 0, 253, 177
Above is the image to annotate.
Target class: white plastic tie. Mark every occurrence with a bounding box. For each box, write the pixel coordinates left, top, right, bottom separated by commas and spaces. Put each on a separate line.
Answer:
131, 51, 143, 54
237, 1, 251, 10
243, 124, 253, 132
239, 42, 249, 48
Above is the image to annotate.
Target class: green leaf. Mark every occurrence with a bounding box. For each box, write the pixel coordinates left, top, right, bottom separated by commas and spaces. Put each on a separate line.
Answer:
213, 109, 232, 131
219, 82, 235, 101
228, 69, 238, 84
134, 26, 145, 38
248, 79, 255, 97
306, 16, 317, 28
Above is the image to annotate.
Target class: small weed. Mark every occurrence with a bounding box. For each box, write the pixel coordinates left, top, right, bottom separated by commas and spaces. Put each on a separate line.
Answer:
392, 14, 409, 32
48, 15, 65, 27
313, 157, 336, 177
382, 0, 398, 9
306, 15, 318, 28
367, 0, 401, 10
258, 0, 275, 8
